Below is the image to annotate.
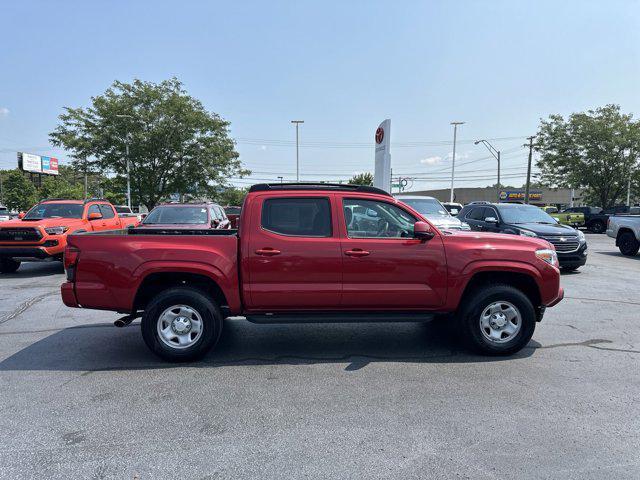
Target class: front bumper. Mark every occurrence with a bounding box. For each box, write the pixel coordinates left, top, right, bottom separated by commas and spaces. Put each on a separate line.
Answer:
0, 246, 54, 260
557, 243, 588, 267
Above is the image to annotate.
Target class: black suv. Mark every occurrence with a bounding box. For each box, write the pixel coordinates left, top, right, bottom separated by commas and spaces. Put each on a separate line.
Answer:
458, 202, 588, 271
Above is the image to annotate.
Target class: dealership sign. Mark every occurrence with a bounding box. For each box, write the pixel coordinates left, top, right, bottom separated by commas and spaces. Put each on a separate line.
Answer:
499, 190, 542, 201
18, 152, 59, 175
374, 119, 391, 192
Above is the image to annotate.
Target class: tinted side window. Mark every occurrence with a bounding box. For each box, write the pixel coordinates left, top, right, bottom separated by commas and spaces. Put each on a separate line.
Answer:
261, 198, 332, 237
484, 207, 499, 220
466, 207, 487, 221
99, 204, 115, 219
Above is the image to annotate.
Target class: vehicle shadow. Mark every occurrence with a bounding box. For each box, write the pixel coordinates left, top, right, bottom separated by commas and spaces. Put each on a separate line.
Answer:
1, 261, 65, 278
0, 319, 539, 372
596, 251, 640, 261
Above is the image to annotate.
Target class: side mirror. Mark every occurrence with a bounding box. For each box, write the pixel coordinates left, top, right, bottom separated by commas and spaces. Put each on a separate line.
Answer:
413, 221, 435, 241
18, 212, 25, 219
484, 216, 498, 224
88, 212, 103, 220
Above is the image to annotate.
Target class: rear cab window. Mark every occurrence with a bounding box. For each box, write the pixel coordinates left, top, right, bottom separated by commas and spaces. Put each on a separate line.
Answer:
261, 197, 332, 237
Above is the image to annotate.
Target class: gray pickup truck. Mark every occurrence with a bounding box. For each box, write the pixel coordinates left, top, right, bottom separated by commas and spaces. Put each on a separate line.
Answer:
607, 212, 640, 256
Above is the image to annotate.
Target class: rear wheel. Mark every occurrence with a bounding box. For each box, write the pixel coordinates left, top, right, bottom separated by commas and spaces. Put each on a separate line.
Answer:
588, 220, 605, 233
0, 258, 21, 274
458, 284, 536, 355
618, 231, 640, 256
141, 287, 223, 362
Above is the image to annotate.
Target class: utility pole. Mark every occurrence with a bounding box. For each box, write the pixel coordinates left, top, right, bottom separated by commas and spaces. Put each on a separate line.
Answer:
450, 121, 465, 202
474, 139, 501, 201
116, 114, 134, 208
627, 148, 634, 207
291, 120, 304, 181
277, 176, 283, 184
524, 136, 535, 204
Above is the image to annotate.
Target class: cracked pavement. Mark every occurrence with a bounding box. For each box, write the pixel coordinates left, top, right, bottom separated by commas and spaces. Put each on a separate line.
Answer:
0, 234, 638, 479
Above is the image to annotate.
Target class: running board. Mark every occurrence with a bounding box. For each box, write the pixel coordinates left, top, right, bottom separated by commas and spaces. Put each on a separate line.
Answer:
245, 312, 436, 324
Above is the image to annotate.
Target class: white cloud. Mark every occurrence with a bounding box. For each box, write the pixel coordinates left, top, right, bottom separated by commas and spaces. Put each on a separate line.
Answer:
0, 107, 9, 118
259, 145, 267, 151
420, 155, 442, 166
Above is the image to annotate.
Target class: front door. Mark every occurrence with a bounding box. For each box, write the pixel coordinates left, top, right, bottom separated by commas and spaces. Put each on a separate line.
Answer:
245, 194, 343, 310
339, 197, 447, 309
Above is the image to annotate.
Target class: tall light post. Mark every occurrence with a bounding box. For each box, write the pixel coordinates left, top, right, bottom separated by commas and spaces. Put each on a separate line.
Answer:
116, 114, 134, 208
474, 139, 501, 201
449, 121, 465, 202
291, 120, 304, 181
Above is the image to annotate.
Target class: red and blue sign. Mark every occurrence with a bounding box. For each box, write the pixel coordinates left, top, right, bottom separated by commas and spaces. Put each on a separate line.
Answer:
41, 156, 59, 175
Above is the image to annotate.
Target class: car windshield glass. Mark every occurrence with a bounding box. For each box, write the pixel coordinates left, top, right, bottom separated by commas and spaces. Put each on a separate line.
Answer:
24, 203, 84, 219
142, 206, 209, 224
498, 205, 558, 224
400, 198, 448, 216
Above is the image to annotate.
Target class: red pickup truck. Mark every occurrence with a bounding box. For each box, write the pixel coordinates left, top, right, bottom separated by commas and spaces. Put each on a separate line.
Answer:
61, 183, 563, 361
0, 198, 138, 273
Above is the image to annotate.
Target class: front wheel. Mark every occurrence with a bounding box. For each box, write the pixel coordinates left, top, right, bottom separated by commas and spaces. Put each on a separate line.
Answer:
618, 232, 640, 257
458, 284, 536, 355
0, 258, 21, 274
141, 287, 223, 362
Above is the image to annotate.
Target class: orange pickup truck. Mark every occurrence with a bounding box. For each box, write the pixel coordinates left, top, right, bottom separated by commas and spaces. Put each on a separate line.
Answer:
0, 198, 138, 273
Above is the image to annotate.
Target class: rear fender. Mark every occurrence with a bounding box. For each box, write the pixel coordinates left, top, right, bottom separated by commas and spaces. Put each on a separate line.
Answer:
132, 261, 241, 313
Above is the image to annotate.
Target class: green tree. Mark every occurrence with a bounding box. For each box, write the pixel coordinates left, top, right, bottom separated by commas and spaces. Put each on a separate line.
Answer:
50, 78, 249, 210
214, 187, 248, 206
349, 172, 374, 186
3, 170, 38, 212
535, 105, 640, 207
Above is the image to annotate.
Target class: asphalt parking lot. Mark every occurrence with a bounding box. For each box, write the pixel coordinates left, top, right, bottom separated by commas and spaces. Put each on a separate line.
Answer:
0, 233, 638, 479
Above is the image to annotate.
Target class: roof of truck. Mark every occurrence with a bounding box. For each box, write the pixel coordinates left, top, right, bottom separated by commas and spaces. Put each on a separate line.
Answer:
249, 182, 391, 196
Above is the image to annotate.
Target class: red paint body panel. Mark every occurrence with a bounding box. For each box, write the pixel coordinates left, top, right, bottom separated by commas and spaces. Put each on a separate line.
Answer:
61, 188, 563, 317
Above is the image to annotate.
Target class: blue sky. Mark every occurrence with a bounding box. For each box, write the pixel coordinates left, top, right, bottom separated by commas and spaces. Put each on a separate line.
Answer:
1, 0, 639, 192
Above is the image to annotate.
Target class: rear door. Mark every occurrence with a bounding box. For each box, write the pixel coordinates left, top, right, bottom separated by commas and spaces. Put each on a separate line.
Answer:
464, 206, 487, 231
245, 194, 342, 310
339, 196, 447, 308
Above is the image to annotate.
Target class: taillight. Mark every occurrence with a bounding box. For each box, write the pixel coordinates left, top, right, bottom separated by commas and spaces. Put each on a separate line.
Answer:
64, 245, 80, 282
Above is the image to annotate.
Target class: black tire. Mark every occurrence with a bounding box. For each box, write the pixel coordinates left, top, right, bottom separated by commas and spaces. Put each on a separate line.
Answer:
588, 220, 605, 234
0, 258, 21, 274
141, 287, 223, 362
458, 284, 536, 356
618, 231, 640, 257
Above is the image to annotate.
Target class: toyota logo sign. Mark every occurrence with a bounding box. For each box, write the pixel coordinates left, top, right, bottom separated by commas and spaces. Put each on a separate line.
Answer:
375, 127, 384, 144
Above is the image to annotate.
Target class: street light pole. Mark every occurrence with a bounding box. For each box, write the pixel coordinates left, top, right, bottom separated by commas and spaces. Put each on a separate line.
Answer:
450, 122, 465, 202
291, 120, 304, 182
474, 139, 501, 201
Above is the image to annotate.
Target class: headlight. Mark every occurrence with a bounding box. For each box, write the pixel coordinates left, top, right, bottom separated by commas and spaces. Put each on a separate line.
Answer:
519, 229, 538, 237
44, 226, 69, 235
536, 248, 558, 267
576, 229, 586, 243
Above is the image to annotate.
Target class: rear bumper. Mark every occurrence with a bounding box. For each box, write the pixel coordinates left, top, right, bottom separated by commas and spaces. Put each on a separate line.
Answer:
61, 282, 79, 308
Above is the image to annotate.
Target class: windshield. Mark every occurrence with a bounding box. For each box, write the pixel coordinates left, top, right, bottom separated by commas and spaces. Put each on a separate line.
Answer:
400, 198, 449, 216
24, 203, 84, 219
498, 205, 558, 224
142, 206, 209, 225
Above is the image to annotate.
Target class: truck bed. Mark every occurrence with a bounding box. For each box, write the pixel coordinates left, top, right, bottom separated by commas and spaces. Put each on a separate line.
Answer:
66, 228, 241, 313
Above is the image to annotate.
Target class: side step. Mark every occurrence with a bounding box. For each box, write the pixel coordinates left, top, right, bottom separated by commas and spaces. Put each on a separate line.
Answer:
245, 312, 436, 324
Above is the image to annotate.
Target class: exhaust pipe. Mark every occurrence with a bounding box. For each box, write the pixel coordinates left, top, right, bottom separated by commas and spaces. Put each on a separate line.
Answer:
114, 312, 141, 328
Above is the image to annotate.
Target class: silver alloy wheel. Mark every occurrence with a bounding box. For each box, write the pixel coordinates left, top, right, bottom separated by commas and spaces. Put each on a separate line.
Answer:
157, 304, 204, 350
479, 301, 522, 344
